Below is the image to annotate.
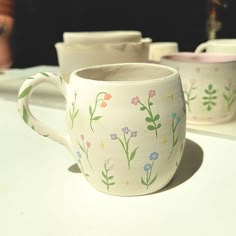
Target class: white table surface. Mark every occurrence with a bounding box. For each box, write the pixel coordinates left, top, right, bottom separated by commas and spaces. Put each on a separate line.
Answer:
0, 65, 64, 108
187, 118, 236, 140
0, 99, 236, 236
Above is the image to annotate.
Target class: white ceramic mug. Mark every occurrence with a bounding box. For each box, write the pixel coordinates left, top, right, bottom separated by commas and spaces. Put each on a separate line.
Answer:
149, 42, 179, 62
63, 31, 142, 44
17, 63, 186, 196
160, 52, 236, 125
55, 38, 151, 82
195, 39, 236, 53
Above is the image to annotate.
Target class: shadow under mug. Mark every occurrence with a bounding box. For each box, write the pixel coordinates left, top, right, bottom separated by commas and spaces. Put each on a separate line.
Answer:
17, 63, 186, 196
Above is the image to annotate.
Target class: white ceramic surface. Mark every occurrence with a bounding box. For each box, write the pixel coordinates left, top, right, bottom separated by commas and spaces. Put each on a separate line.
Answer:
17, 63, 186, 196
195, 39, 236, 53
160, 52, 236, 125
55, 38, 151, 82
63, 30, 142, 44
149, 42, 178, 61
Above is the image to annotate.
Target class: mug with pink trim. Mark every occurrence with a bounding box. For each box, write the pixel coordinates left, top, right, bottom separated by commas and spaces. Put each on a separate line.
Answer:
160, 52, 236, 125
17, 63, 186, 196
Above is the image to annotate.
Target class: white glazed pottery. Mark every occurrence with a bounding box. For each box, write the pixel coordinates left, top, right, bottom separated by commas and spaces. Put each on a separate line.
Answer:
17, 63, 186, 196
55, 38, 151, 82
195, 39, 236, 53
63, 31, 142, 44
149, 42, 179, 62
160, 52, 236, 125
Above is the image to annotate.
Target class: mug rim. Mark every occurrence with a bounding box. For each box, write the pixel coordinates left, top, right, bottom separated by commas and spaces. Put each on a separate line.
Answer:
161, 52, 236, 64
70, 62, 178, 85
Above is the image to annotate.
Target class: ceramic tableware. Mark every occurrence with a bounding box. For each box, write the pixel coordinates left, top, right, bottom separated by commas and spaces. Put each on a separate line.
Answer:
17, 63, 186, 196
195, 39, 236, 53
55, 38, 151, 82
149, 42, 179, 62
63, 30, 142, 44
160, 52, 236, 125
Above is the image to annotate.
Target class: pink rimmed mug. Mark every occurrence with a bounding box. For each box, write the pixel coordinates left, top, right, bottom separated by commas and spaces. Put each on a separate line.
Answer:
160, 52, 236, 125
17, 63, 186, 196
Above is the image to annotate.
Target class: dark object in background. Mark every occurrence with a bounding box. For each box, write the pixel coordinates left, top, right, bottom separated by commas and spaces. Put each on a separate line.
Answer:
216, 0, 236, 38
206, 0, 234, 39
12, 0, 207, 68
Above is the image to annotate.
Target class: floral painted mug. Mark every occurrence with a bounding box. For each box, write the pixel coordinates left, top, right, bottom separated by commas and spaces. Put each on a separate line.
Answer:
17, 63, 186, 196
160, 52, 236, 125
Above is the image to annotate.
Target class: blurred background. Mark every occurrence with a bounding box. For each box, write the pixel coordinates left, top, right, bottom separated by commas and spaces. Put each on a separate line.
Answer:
9, 0, 236, 68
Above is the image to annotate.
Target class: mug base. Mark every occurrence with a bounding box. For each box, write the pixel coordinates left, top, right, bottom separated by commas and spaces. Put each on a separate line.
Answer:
84, 173, 176, 197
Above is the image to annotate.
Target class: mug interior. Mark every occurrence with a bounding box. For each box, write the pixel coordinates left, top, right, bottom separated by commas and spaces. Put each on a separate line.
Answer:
75, 63, 176, 82
162, 52, 236, 63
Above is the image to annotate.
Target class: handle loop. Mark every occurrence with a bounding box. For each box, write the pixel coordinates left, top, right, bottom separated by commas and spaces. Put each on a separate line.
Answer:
194, 42, 208, 53
17, 72, 74, 155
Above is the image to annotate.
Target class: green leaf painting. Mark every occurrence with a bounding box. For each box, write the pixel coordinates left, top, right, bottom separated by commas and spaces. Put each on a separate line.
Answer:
18, 86, 32, 99
40, 72, 50, 77
89, 92, 112, 132
69, 93, 79, 129
110, 127, 138, 170
131, 89, 161, 138
223, 83, 236, 111
141, 152, 159, 189
168, 113, 181, 160
76, 135, 93, 170
101, 161, 115, 190
202, 84, 217, 111
183, 79, 197, 112
22, 105, 28, 124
